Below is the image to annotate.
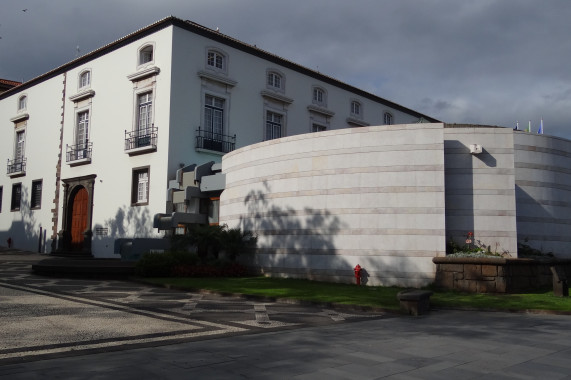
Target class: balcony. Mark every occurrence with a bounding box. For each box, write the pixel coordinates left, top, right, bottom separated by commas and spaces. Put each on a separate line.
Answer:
7, 157, 26, 177
196, 127, 236, 154
66, 142, 93, 166
125, 127, 157, 155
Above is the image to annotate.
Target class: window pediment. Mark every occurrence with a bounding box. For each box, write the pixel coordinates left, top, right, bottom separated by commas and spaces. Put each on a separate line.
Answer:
127, 66, 160, 82
346, 117, 369, 127
10, 113, 29, 123
69, 89, 95, 102
260, 90, 293, 104
307, 104, 335, 117
198, 71, 237, 87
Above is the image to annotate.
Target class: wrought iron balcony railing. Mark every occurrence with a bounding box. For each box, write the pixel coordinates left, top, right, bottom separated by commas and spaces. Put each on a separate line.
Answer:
66, 142, 93, 163
7, 157, 26, 176
195, 127, 236, 153
125, 126, 157, 153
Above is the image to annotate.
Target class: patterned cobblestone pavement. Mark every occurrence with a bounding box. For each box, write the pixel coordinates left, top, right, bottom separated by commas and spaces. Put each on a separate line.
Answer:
2, 250, 571, 379
0, 255, 382, 364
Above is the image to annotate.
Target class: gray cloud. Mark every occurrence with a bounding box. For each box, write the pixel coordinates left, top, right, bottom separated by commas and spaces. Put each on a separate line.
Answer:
1, 0, 569, 138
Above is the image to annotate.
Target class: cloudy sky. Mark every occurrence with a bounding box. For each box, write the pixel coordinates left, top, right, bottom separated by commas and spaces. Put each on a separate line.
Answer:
1, 0, 570, 138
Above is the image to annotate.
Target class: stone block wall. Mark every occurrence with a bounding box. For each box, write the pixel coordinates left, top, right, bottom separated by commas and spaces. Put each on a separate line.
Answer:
433, 256, 571, 293
443, 125, 518, 256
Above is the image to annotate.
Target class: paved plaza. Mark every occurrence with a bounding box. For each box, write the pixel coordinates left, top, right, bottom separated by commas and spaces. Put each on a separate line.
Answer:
1, 248, 571, 379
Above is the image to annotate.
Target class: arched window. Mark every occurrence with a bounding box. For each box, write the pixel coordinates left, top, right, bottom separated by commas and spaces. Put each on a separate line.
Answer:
351, 101, 362, 117
312, 86, 327, 106
384, 112, 393, 125
267, 71, 283, 90
206, 49, 227, 72
139, 45, 154, 66
79, 70, 91, 89
17, 95, 27, 111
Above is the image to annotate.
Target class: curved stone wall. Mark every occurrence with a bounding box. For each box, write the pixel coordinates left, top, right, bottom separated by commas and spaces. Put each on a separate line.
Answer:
514, 133, 571, 258
220, 124, 446, 287
443, 126, 518, 256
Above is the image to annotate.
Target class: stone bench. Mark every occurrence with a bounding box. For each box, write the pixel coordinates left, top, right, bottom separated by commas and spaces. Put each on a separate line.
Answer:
397, 290, 433, 316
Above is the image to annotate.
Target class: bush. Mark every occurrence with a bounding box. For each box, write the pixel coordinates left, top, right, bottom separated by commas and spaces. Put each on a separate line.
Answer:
171, 262, 249, 277
172, 224, 257, 263
169, 250, 200, 266
220, 227, 257, 261
135, 252, 175, 277
135, 250, 249, 278
135, 225, 257, 278
518, 239, 553, 258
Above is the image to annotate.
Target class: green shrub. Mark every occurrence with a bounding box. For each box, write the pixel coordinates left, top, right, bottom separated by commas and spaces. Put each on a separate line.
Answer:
169, 250, 200, 266
135, 250, 249, 278
135, 252, 175, 277
220, 227, 257, 261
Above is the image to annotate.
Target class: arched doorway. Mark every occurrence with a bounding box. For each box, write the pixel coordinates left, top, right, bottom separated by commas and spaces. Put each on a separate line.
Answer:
59, 175, 96, 256
70, 186, 88, 251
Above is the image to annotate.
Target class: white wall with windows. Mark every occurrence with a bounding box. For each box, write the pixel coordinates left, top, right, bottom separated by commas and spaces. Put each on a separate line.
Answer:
167, 22, 430, 179
59, 25, 175, 257
0, 75, 64, 253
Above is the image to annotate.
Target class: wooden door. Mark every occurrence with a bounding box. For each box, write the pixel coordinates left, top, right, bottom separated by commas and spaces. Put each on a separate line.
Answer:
70, 187, 88, 251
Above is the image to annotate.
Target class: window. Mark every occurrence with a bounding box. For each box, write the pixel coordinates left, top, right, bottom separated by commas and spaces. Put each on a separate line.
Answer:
208, 197, 220, 226
11, 183, 21, 211
8, 126, 26, 175
267, 71, 282, 90
207, 49, 226, 71
79, 71, 91, 88
18, 95, 27, 111
125, 91, 156, 152
312, 86, 326, 106
31, 180, 42, 209
76, 111, 89, 152
139, 45, 154, 65
137, 92, 153, 135
312, 124, 326, 133
14, 130, 25, 162
132, 168, 149, 205
351, 101, 361, 117
384, 112, 393, 125
0, 186, 3, 213
266, 111, 283, 140
204, 95, 224, 137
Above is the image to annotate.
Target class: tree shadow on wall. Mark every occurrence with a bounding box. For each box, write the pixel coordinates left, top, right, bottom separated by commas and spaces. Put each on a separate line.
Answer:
92, 205, 157, 256
236, 181, 432, 287
1, 185, 48, 252
237, 181, 348, 276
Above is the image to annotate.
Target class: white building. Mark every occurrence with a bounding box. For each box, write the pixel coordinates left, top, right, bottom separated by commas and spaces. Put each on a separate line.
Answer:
0, 17, 436, 259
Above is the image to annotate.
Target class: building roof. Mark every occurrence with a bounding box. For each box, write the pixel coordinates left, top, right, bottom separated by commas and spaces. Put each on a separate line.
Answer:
0, 16, 439, 122
0, 79, 22, 93
0, 79, 22, 87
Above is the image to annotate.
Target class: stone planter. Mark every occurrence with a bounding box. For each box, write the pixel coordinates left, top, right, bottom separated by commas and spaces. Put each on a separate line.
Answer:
433, 256, 571, 293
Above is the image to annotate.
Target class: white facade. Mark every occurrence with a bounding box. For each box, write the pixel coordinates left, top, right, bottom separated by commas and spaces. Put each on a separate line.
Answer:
0, 17, 435, 258
221, 124, 571, 287
220, 124, 447, 287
